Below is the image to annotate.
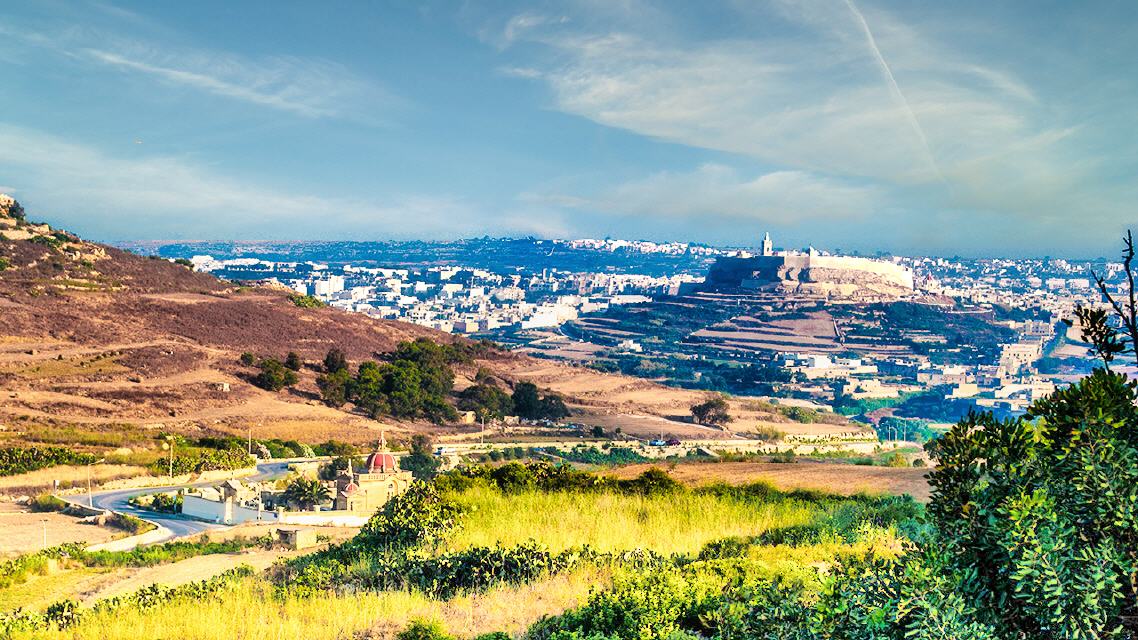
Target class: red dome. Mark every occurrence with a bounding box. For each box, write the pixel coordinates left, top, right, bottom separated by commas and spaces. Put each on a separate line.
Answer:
365, 452, 397, 473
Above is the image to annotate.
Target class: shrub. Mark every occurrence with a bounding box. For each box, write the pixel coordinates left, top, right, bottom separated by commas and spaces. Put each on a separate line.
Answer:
396, 620, 452, 640
0, 446, 97, 476
358, 481, 463, 550
399, 434, 441, 480
29, 493, 68, 512
323, 348, 348, 373
925, 368, 1138, 638
288, 293, 326, 308
149, 449, 255, 476
284, 352, 302, 371
254, 358, 298, 391
313, 439, 356, 457
106, 513, 156, 536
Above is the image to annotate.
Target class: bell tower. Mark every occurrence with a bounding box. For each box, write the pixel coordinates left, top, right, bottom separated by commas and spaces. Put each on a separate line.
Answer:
761, 232, 773, 256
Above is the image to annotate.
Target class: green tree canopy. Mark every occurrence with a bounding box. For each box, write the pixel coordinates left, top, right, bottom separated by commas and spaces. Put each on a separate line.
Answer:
254, 358, 298, 392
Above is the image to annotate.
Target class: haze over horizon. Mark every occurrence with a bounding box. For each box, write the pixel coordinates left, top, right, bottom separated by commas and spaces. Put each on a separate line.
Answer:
1, 1, 1135, 258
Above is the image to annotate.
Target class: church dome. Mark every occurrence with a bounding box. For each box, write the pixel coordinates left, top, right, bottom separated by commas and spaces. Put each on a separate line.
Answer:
364, 452, 397, 473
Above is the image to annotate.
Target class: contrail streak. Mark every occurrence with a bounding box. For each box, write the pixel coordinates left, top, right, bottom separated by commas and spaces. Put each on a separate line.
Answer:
843, 0, 944, 182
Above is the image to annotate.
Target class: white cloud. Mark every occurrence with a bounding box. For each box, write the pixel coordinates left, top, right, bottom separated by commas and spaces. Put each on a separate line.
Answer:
0, 23, 398, 121
526, 164, 882, 223
83, 46, 398, 120
496, 3, 1107, 221
0, 125, 508, 239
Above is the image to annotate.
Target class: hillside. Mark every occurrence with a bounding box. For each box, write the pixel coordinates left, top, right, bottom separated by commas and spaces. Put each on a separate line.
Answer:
0, 196, 863, 450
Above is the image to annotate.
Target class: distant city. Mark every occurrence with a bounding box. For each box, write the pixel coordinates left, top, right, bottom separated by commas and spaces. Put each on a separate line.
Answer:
121, 232, 1118, 427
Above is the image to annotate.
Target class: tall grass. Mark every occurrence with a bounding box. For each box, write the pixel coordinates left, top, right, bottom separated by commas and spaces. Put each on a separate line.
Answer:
12, 568, 610, 640
444, 485, 818, 555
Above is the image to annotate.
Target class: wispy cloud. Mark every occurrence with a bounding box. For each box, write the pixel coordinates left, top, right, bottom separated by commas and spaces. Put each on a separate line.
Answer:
82, 48, 378, 119
0, 23, 398, 121
492, 3, 1106, 221
0, 125, 514, 240
525, 164, 883, 223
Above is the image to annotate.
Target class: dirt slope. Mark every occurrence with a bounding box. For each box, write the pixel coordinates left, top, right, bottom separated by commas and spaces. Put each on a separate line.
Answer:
0, 197, 860, 446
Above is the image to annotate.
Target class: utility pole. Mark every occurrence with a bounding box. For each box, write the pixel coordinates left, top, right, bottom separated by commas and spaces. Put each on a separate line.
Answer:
248, 425, 253, 456
41, 518, 48, 550
163, 435, 175, 479
87, 458, 105, 508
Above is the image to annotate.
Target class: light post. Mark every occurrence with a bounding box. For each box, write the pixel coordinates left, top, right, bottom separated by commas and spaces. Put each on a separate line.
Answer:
41, 517, 48, 550
162, 435, 176, 479
87, 458, 106, 507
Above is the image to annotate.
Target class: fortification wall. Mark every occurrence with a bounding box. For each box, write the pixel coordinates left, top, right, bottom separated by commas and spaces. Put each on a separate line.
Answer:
704, 253, 913, 299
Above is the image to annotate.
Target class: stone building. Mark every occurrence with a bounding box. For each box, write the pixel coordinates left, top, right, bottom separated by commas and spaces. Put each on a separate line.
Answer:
704, 232, 914, 301
333, 446, 414, 512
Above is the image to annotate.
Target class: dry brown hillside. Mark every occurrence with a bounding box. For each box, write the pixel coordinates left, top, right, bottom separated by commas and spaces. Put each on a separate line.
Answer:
0, 197, 864, 450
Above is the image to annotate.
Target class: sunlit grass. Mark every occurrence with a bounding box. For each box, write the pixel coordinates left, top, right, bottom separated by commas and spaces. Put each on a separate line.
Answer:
443, 485, 818, 555
14, 567, 611, 640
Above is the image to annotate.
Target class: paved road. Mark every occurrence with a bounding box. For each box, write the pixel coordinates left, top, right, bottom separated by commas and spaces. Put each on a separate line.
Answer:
62, 461, 292, 542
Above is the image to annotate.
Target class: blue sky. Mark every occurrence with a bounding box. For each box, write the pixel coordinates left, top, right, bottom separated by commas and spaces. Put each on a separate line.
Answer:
0, 1, 1135, 257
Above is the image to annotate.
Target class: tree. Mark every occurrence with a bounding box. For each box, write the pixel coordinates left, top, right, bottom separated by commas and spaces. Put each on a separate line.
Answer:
538, 395, 570, 421
512, 382, 541, 419
513, 382, 569, 421
285, 351, 303, 371
254, 358, 298, 392
353, 361, 389, 417
691, 395, 731, 426
590, 426, 606, 438
283, 477, 330, 511
399, 434, 441, 481
317, 368, 352, 408
324, 348, 348, 374
239, 352, 256, 366
1085, 229, 1138, 366
458, 383, 514, 422
925, 369, 1138, 638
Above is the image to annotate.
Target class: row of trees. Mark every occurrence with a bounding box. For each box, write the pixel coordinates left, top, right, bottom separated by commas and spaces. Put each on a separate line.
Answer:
317, 339, 462, 424
315, 343, 570, 426
457, 380, 570, 423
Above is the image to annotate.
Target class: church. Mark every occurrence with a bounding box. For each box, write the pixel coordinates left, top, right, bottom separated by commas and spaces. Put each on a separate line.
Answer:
333, 443, 415, 513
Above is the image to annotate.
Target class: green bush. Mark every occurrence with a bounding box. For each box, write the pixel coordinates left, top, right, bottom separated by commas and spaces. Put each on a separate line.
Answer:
149, 449, 255, 476
0, 446, 97, 476
396, 620, 453, 640
29, 493, 68, 513
253, 358, 298, 391
359, 481, 463, 550
288, 294, 326, 308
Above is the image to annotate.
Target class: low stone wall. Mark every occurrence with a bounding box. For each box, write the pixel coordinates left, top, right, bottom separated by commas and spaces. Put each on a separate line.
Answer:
277, 510, 368, 527
96, 466, 258, 491
85, 525, 172, 552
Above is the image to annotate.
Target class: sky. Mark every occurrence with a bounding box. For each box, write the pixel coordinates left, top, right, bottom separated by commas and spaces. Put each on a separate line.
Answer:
0, 0, 1136, 257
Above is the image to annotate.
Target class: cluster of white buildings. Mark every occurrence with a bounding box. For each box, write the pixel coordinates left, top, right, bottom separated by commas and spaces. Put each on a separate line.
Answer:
560, 238, 725, 256
188, 255, 690, 335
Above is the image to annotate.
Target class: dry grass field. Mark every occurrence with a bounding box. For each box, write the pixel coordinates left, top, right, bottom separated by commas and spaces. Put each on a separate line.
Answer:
0, 504, 121, 556
608, 461, 931, 501
0, 464, 148, 498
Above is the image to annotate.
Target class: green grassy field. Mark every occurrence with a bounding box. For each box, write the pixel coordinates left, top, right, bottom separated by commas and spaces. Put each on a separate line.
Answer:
443, 484, 817, 555
4, 469, 911, 640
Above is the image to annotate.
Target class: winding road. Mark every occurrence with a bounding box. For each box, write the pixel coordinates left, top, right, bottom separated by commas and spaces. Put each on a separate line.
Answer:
62, 461, 293, 543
